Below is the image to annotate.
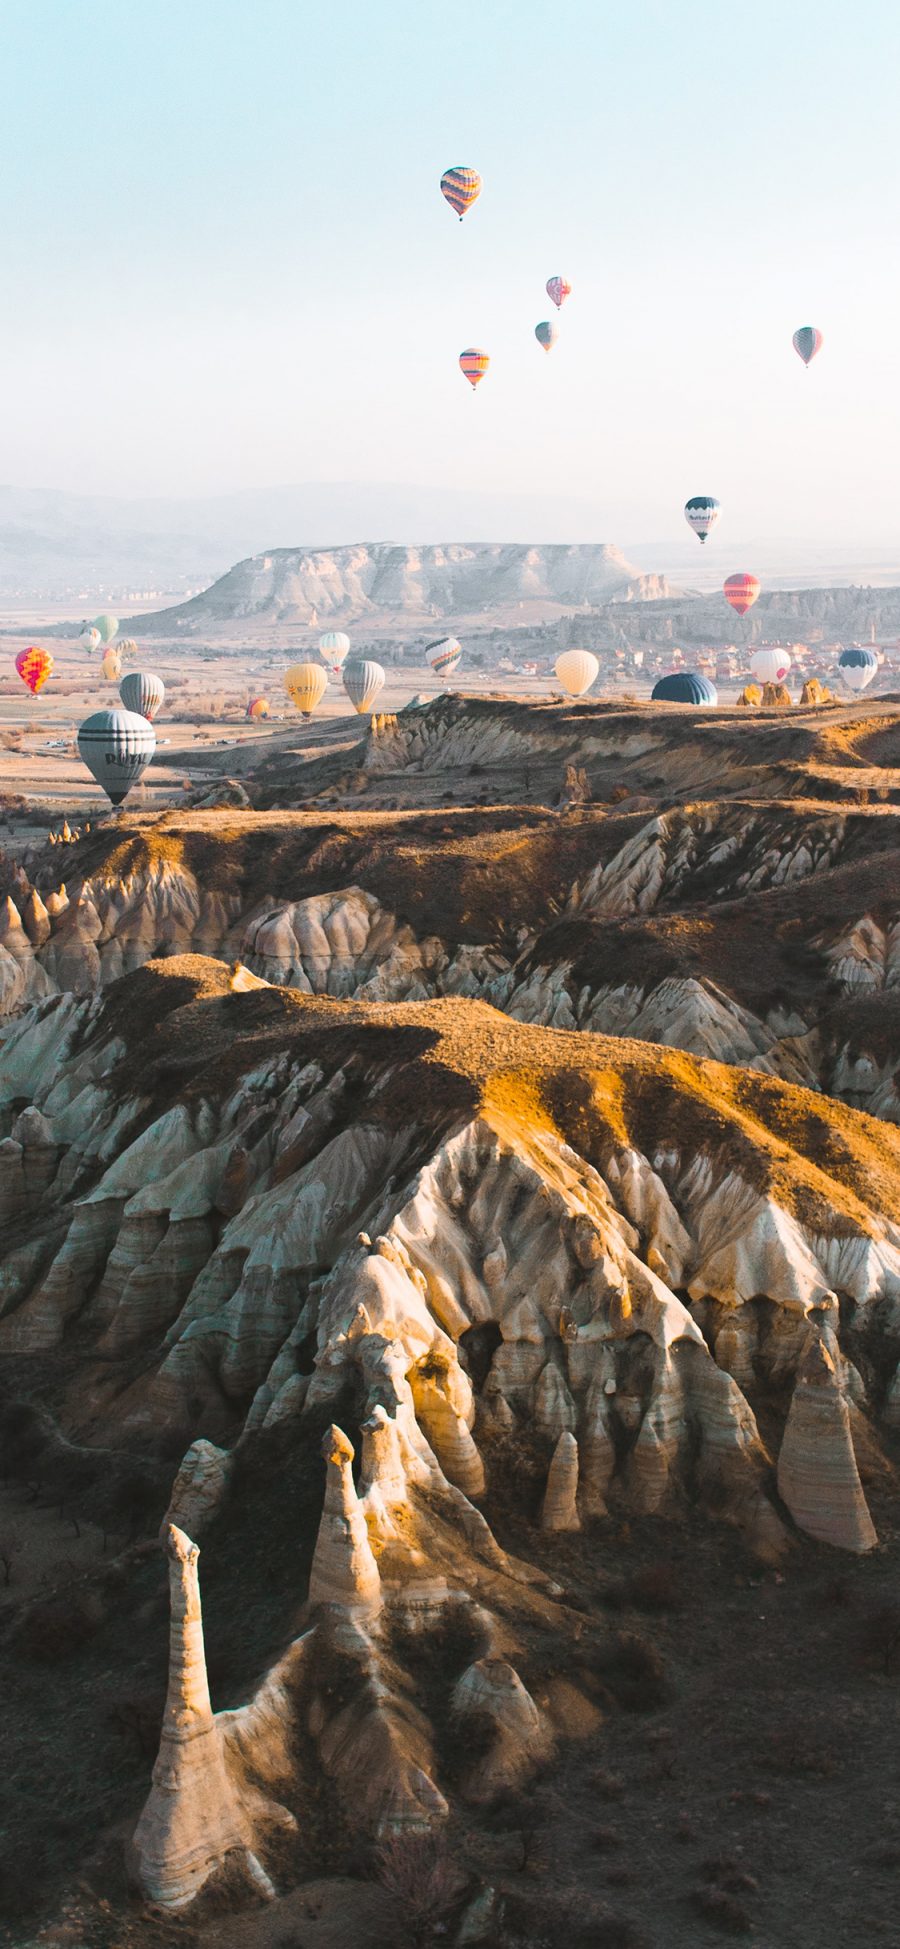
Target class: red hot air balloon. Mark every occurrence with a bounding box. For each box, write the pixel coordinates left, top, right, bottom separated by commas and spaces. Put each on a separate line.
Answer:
459, 348, 489, 390
15, 646, 53, 695
723, 573, 760, 618
440, 166, 482, 220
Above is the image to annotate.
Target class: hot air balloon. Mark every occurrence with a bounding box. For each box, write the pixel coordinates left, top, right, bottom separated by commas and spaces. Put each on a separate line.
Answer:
555, 650, 599, 698
80, 625, 101, 654
684, 497, 721, 545
117, 637, 139, 660
535, 320, 559, 352
440, 166, 482, 220
652, 672, 718, 705
284, 663, 328, 719
750, 647, 791, 686
319, 631, 350, 668
246, 696, 270, 719
15, 646, 53, 696
793, 326, 823, 368
460, 348, 489, 390
546, 276, 571, 310
838, 646, 878, 693
101, 647, 122, 682
343, 658, 385, 715
93, 614, 119, 645
77, 708, 156, 805
120, 670, 165, 721
427, 636, 462, 677
724, 574, 760, 618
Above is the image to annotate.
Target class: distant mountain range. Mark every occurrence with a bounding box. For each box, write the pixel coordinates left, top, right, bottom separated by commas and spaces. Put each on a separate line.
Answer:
133, 541, 666, 632
0, 483, 647, 600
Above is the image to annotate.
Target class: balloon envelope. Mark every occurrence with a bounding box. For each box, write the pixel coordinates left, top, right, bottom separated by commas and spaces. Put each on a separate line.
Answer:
838, 647, 878, 692
460, 348, 489, 389
440, 166, 482, 218
555, 650, 599, 698
684, 497, 721, 544
343, 658, 385, 714
77, 708, 156, 805
319, 631, 350, 666
535, 320, 559, 351
652, 672, 718, 705
427, 637, 462, 677
93, 613, 119, 644
793, 325, 823, 367
284, 662, 328, 717
80, 626, 102, 654
101, 647, 122, 682
724, 573, 760, 617
750, 647, 791, 686
15, 646, 53, 695
246, 696, 269, 718
546, 275, 571, 310
117, 637, 139, 660
120, 670, 165, 721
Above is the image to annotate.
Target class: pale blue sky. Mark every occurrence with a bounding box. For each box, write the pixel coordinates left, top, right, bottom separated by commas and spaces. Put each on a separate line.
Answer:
2, 0, 899, 549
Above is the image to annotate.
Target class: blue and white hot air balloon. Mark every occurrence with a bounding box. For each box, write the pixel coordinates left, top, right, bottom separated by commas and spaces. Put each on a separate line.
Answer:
838, 647, 878, 693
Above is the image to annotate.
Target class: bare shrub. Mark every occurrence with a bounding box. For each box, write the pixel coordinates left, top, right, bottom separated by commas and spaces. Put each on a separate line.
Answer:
372, 1830, 460, 1942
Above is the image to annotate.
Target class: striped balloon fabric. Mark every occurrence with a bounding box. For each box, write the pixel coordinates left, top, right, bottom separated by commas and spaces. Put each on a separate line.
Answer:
459, 348, 490, 390
427, 636, 462, 676
792, 325, 823, 367
546, 275, 572, 310
723, 573, 760, 617
440, 166, 482, 219
120, 670, 165, 722
77, 708, 156, 805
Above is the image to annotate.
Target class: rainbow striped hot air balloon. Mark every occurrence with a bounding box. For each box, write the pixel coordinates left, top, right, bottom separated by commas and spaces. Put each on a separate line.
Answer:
15, 646, 53, 695
246, 696, 270, 719
460, 348, 489, 390
546, 275, 572, 310
428, 636, 462, 678
440, 165, 482, 220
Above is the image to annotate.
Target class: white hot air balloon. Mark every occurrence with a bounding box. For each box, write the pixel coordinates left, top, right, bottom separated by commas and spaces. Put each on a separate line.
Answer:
319, 630, 351, 668
750, 647, 792, 686
77, 708, 156, 805
555, 650, 599, 698
120, 670, 165, 722
343, 658, 386, 715
80, 625, 102, 654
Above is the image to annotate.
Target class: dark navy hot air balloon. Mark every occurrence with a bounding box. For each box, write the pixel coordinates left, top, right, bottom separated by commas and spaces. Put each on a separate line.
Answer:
651, 672, 718, 706
793, 326, 823, 368
77, 708, 156, 804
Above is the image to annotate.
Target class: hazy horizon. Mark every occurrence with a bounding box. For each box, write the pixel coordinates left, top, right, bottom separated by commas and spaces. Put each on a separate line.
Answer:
3, 0, 900, 558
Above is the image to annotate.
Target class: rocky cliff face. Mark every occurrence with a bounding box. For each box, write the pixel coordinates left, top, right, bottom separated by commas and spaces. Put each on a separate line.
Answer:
134, 542, 663, 630
2, 961, 899, 1905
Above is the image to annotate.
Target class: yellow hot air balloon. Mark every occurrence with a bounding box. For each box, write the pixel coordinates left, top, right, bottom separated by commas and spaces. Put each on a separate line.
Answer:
555, 650, 599, 698
101, 646, 123, 682
284, 662, 328, 719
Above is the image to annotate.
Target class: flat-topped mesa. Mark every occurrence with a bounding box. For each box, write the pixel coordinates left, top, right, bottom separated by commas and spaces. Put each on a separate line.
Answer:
777, 1337, 878, 1554
131, 1525, 272, 1910
308, 1424, 383, 1614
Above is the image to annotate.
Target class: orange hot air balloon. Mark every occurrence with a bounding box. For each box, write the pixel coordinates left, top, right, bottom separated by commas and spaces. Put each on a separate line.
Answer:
460, 348, 489, 390
15, 645, 53, 695
246, 696, 270, 719
723, 573, 761, 618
